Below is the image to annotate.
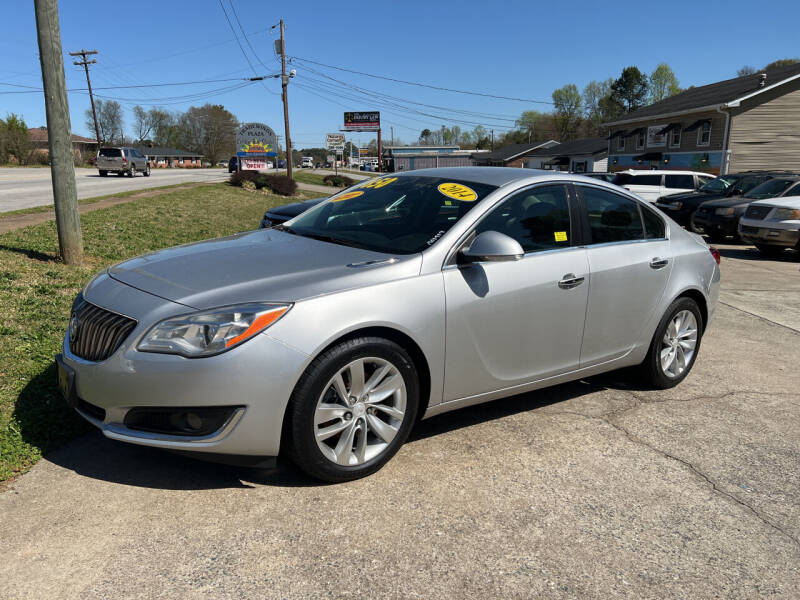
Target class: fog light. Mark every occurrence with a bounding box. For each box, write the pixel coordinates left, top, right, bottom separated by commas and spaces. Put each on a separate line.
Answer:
185, 412, 203, 431
124, 406, 243, 437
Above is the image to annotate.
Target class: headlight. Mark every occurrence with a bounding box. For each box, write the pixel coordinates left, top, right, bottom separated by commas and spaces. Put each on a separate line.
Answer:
774, 208, 800, 220
674, 201, 682, 209
715, 207, 735, 216
138, 303, 291, 357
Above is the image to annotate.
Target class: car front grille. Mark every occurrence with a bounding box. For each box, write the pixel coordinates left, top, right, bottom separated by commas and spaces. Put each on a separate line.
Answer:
740, 225, 760, 234
69, 294, 137, 362
745, 205, 772, 220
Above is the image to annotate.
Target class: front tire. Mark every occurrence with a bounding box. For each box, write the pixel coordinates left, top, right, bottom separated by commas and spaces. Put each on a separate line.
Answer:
640, 297, 703, 389
99, 170, 107, 177
285, 337, 419, 482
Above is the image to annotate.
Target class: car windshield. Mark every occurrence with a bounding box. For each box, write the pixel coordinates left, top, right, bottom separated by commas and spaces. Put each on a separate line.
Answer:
744, 178, 796, 199
700, 175, 735, 193
98, 148, 121, 158
283, 175, 497, 254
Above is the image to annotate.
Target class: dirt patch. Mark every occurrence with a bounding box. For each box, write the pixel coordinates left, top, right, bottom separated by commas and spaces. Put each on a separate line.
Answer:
0, 184, 208, 234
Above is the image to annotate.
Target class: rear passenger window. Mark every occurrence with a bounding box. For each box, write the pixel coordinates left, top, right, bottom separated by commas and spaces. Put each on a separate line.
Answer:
581, 187, 644, 244
665, 174, 695, 189
642, 207, 666, 239
475, 185, 572, 253
631, 174, 662, 186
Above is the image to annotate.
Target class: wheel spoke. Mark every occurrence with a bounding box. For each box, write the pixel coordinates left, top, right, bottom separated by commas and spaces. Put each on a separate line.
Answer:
333, 421, 358, 465
366, 413, 398, 443
315, 403, 347, 424
332, 373, 349, 405
354, 421, 368, 463
369, 403, 404, 420
364, 364, 392, 394
368, 374, 402, 403
348, 359, 366, 397
676, 345, 686, 372
316, 420, 350, 442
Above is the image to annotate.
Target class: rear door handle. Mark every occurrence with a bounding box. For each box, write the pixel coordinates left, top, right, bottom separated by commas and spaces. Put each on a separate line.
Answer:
558, 273, 585, 289
649, 257, 669, 269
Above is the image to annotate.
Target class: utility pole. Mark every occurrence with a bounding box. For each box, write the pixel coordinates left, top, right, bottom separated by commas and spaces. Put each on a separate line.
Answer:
278, 19, 293, 179
69, 49, 100, 145
34, 0, 83, 265
390, 126, 394, 147
491, 129, 495, 151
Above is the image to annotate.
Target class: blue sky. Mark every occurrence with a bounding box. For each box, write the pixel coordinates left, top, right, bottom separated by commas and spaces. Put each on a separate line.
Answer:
2, 0, 798, 149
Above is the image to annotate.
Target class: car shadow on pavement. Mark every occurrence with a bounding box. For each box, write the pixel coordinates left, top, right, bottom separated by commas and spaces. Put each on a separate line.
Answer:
717, 245, 799, 262
30, 368, 642, 491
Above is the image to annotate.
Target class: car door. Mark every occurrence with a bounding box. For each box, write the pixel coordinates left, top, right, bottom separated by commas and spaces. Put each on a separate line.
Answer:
575, 184, 673, 367
442, 184, 590, 402
625, 174, 663, 202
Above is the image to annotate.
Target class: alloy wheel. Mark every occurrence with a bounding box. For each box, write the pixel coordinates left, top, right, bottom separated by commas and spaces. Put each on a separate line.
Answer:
314, 357, 406, 466
660, 310, 698, 378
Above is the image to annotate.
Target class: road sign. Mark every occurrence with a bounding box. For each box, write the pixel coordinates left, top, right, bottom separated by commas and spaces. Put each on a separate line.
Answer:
343, 111, 380, 131
236, 123, 278, 162
326, 133, 345, 150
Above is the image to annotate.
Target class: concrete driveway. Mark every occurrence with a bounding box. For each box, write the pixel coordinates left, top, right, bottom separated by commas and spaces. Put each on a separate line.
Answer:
0, 167, 230, 213
1, 244, 798, 599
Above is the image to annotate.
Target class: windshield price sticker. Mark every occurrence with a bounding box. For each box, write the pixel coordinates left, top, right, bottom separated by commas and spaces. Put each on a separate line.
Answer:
554, 231, 568, 242
362, 177, 398, 190
438, 183, 478, 202
331, 190, 364, 202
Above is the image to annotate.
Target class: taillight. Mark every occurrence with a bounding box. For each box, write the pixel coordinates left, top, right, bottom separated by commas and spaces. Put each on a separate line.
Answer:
709, 247, 721, 264
121, 158, 127, 163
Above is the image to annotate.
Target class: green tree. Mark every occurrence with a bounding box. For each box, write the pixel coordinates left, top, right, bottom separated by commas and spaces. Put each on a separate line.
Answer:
177, 104, 238, 164
582, 79, 614, 136
649, 64, 681, 103
764, 58, 799, 70
4, 113, 32, 164
419, 128, 432, 145
515, 110, 550, 142
552, 84, 583, 141
611, 66, 649, 112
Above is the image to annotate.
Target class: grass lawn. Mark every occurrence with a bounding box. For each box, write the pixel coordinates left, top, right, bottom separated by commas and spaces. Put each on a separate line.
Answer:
292, 170, 357, 188
0, 183, 305, 482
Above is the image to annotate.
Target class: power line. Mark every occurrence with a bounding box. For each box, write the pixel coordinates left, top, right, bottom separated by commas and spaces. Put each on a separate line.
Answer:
228, 1, 276, 71
217, 0, 278, 96
289, 55, 554, 105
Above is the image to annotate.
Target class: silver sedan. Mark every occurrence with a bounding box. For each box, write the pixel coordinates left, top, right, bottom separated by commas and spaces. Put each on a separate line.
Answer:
57, 168, 720, 481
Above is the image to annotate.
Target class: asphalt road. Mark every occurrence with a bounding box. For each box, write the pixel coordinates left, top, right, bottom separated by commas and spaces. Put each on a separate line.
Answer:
0, 167, 230, 213
1, 244, 798, 598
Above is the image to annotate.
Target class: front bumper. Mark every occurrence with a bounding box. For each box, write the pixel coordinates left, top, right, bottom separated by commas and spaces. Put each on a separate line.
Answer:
59, 278, 310, 457
738, 221, 800, 248
692, 210, 742, 236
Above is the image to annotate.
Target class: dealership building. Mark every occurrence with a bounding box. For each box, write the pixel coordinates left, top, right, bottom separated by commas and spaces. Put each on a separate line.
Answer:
383, 146, 488, 171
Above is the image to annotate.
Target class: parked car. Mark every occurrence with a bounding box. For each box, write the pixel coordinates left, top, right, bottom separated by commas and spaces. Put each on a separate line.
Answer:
655, 171, 790, 228
583, 172, 615, 182
96, 147, 151, 177
693, 175, 800, 242
228, 156, 239, 173
301, 157, 314, 168
56, 168, 719, 482
611, 170, 714, 202
259, 197, 327, 228
216, 160, 228, 167
738, 196, 800, 256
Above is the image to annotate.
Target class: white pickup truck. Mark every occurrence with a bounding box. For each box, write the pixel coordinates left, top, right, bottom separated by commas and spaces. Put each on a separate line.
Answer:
301, 156, 314, 168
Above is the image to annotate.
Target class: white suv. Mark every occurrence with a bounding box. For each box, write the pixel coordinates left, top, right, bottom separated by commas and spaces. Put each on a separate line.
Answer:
611, 170, 714, 202
738, 196, 800, 257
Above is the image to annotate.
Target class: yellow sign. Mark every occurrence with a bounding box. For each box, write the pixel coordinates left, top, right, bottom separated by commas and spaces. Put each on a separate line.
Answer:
362, 176, 397, 189
438, 182, 478, 202
554, 231, 568, 242
330, 190, 364, 202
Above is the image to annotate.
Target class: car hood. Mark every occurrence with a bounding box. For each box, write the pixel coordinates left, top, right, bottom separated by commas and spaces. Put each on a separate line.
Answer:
749, 196, 800, 209
107, 229, 420, 310
698, 197, 750, 209
658, 190, 715, 203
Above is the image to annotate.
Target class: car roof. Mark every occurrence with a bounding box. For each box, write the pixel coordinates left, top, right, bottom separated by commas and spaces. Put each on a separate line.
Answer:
617, 169, 709, 176
392, 167, 576, 187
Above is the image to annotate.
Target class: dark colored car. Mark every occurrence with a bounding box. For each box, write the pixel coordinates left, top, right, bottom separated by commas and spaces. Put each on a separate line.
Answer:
259, 197, 327, 229
228, 156, 239, 173
693, 175, 800, 241
582, 172, 616, 182
654, 172, 785, 228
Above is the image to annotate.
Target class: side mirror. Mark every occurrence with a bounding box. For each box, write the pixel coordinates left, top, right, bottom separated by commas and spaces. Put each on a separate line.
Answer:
460, 231, 524, 263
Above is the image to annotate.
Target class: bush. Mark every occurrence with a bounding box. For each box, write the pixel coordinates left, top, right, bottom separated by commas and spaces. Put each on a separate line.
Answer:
254, 174, 297, 196
229, 170, 260, 187
322, 174, 355, 187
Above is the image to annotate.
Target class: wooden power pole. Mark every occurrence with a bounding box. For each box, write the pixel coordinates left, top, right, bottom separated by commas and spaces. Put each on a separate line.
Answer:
278, 19, 293, 179
69, 49, 100, 145
34, 0, 83, 264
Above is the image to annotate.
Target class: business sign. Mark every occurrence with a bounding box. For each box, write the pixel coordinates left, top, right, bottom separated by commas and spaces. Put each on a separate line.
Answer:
241, 158, 273, 171
344, 111, 380, 131
326, 133, 345, 151
359, 148, 370, 156
647, 124, 667, 148
236, 122, 278, 161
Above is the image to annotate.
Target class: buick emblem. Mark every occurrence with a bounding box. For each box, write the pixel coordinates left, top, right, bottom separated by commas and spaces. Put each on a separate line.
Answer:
68, 314, 79, 344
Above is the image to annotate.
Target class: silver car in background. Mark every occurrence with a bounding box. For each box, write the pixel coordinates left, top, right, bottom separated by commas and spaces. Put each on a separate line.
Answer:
56, 168, 720, 481
96, 146, 151, 177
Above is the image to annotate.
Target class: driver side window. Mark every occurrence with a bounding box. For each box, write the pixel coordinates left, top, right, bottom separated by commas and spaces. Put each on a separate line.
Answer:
474, 185, 572, 253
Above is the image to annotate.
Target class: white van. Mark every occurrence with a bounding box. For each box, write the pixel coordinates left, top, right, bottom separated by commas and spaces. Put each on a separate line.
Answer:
611, 170, 714, 202
301, 156, 314, 168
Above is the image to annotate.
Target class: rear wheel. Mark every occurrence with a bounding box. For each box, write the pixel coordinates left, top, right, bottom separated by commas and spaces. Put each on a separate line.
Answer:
285, 337, 419, 482
144, 164, 151, 177
128, 165, 136, 177
755, 244, 785, 257
639, 297, 703, 389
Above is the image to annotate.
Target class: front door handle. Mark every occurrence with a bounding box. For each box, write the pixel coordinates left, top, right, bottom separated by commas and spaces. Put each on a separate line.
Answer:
649, 257, 669, 269
558, 273, 585, 289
